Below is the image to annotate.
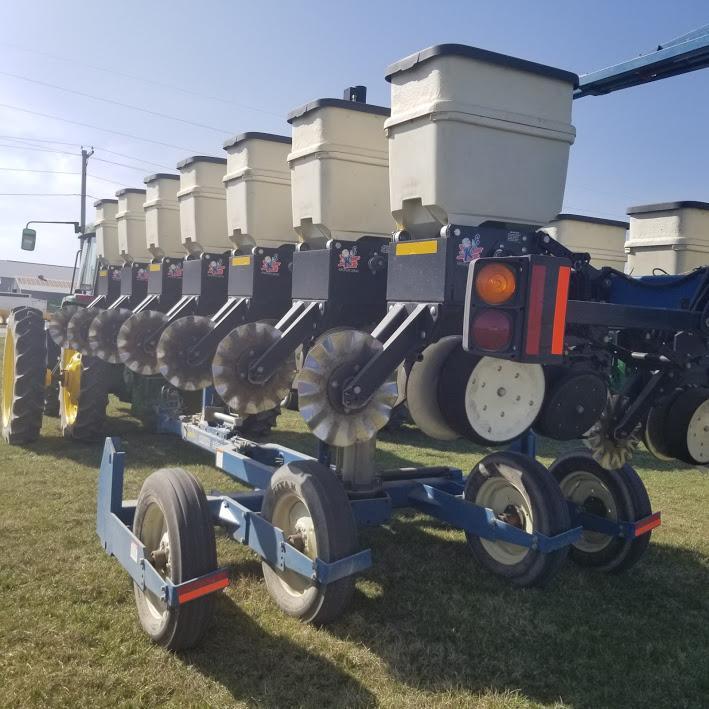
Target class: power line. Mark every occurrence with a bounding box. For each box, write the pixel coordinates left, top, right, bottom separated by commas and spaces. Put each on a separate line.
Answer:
0, 69, 234, 134
0, 166, 79, 175
0, 141, 77, 157
93, 156, 173, 172
0, 102, 208, 153
0, 134, 80, 148
0, 192, 100, 197
0, 41, 283, 117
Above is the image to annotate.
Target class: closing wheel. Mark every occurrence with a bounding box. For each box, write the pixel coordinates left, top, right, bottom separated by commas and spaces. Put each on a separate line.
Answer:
297, 329, 398, 447
156, 315, 215, 391
66, 307, 99, 355
88, 308, 133, 363
585, 395, 641, 470
59, 349, 109, 441
445, 355, 545, 445
133, 467, 218, 649
117, 310, 169, 376
549, 451, 653, 573
406, 336, 461, 441
47, 304, 79, 348
464, 451, 570, 587
664, 388, 709, 466
261, 460, 359, 624
643, 393, 680, 462
2, 307, 46, 444
533, 369, 608, 441
213, 322, 296, 415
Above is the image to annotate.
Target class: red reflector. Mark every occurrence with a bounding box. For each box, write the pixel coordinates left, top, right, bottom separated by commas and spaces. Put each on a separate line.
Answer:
551, 266, 571, 355
177, 569, 230, 605
524, 265, 546, 356
471, 309, 513, 351
633, 511, 661, 537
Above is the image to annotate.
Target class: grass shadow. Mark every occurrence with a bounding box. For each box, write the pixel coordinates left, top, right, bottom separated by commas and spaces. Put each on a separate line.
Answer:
329, 515, 709, 708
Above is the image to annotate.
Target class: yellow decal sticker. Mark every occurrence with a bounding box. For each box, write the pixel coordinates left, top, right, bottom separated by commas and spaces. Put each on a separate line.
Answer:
232, 256, 251, 266
395, 240, 438, 256
99, 270, 108, 277
149, 263, 161, 272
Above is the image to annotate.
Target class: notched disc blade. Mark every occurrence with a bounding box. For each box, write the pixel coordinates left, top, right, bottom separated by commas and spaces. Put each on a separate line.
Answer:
48, 305, 79, 348
117, 310, 169, 376
406, 336, 461, 441
212, 321, 294, 414
66, 307, 99, 355
156, 315, 215, 391
88, 308, 132, 363
297, 329, 398, 447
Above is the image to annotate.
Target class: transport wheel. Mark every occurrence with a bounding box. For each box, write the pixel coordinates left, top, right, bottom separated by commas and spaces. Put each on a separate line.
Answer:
549, 451, 652, 573
261, 460, 359, 623
156, 315, 215, 391
297, 329, 398, 447
664, 388, 709, 466
117, 310, 169, 376
44, 330, 61, 417
47, 304, 80, 348
404, 336, 461, 441
2, 307, 46, 444
464, 451, 569, 587
88, 308, 133, 363
213, 321, 296, 415
643, 393, 680, 462
66, 307, 99, 355
133, 467, 218, 650
442, 351, 545, 445
59, 348, 109, 441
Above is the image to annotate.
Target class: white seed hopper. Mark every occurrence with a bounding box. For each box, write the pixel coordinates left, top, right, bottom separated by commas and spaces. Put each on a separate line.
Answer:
288, 98, 393, 246
625, 201, 709, 275
115, 188, 149, 263
222, 132, 297, 251
176, 156, 228, 255
541, 214, 628, 270
143, 174, 182, 259
385, 44, 578, 238
93, 198, 121, 266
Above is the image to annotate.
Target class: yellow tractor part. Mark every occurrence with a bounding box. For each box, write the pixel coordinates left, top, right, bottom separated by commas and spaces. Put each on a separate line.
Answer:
2, 328, 15, 428
60, 348, 83, 427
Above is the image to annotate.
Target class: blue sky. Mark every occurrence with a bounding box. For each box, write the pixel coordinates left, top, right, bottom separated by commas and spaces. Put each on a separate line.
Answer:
0, 0, 707, 266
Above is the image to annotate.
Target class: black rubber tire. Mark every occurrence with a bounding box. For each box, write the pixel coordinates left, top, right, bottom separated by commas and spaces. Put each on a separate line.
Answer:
382, 402, 410, 432
237, 406, 281, 439
261, 460, 359, 624
663, 388, 709, 466
437, 343, 481, 440
133, 468, 218, 650
464, 451, 570, 587
44, 330, 61, 417
549, 450, 652, 573
60, 352, 110, 441
2, 307, 46, 444
643, 392, 681, 461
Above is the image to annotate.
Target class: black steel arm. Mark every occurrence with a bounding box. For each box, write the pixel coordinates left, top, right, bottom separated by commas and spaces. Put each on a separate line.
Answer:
567, 300, 701, 332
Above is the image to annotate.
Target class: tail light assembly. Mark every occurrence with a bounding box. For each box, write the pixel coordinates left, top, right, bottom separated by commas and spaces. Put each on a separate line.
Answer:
463, 255, 572, 363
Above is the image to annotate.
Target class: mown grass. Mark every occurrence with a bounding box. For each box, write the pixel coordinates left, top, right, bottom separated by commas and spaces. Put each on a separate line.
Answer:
1, 350, 708, 707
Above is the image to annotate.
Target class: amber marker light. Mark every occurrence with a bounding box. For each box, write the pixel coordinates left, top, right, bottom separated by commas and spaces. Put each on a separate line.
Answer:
475, 262, 517, 305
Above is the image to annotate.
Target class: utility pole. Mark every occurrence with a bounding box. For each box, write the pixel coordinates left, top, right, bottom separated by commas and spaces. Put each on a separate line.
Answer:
80, 146, 94, 234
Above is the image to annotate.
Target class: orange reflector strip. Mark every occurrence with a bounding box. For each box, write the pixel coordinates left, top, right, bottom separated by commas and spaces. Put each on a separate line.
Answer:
551, 266, 571, 355
633, 511, 661, 537
177, 570, 230, 604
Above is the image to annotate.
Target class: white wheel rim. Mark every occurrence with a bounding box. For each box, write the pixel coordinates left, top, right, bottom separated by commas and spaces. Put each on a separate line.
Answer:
686, 398, 709, 464
559, 470, 617, 553
270, 492, 317, 597
475, 464, 533, 565
464, 358, 544, 442
139, 503, 171, 630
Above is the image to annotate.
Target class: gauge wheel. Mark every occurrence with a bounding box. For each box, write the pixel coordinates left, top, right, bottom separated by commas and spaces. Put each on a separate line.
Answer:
549, 450, 652, 573
2, 307, 46, 444
664, 388, 709, 466
59, 349, 109, 441
464, 451, 570, 587
261, 460, 359, 624
133, 467, 218, 650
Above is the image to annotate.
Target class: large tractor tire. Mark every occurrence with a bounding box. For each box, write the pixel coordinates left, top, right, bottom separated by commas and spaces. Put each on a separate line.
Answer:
59, 349, 110, 441
2, 307, 46, 444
